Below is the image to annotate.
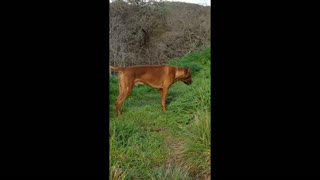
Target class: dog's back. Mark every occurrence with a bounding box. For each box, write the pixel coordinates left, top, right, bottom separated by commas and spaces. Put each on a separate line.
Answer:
126, 65, 170, 75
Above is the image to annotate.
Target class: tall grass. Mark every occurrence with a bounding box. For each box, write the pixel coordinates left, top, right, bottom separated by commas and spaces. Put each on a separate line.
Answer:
179, 110, 211, 178
109, 48, 211, 179
150, 162, 191, 180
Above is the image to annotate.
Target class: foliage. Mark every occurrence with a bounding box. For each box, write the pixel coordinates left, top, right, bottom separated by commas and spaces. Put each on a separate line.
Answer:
110, 0, 210, 68
109, 48, 211, 179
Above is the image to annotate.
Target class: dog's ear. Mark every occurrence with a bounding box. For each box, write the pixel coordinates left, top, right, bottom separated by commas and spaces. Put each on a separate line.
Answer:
184, 68, 190, 75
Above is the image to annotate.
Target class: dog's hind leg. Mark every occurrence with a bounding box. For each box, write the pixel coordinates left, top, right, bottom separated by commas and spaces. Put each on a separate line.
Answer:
115, 76, 133, 117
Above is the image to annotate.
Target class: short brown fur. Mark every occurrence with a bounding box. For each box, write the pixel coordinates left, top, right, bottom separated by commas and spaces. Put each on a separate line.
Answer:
110, 65, 192, 117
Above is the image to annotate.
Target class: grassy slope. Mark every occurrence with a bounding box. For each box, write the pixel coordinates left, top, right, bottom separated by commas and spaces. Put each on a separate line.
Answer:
109, 48, 211, 179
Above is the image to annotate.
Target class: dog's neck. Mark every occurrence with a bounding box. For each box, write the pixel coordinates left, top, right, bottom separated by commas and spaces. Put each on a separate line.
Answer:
175, 67, 183, 80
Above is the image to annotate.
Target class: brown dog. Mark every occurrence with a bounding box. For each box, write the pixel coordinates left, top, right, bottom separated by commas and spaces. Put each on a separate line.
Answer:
110, 65, 192, 117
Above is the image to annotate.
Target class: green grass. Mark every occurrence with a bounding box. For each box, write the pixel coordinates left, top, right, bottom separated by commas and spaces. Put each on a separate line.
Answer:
109, 48, 211, 179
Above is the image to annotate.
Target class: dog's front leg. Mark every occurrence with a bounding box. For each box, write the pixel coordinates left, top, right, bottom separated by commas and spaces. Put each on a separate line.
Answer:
160, 88, 168, 112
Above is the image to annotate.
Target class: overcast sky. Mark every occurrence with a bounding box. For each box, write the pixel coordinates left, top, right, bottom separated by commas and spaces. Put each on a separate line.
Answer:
110, 0, 210, 6
167, 0, 210, 6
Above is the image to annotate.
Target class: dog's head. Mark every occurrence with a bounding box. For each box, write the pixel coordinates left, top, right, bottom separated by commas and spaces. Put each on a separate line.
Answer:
182, 68, 192, 85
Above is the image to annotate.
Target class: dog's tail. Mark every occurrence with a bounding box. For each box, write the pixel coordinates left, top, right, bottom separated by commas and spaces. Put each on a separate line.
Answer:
110, 65, 125, 72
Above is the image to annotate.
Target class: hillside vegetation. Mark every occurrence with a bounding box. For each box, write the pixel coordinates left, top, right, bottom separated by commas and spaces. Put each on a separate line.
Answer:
109, 48, 211, 179
110, 0, 210, 67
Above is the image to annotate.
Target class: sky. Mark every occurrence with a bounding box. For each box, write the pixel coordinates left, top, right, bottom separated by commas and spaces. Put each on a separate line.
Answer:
110, 0, 210, 6
166, 0, 210, 6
